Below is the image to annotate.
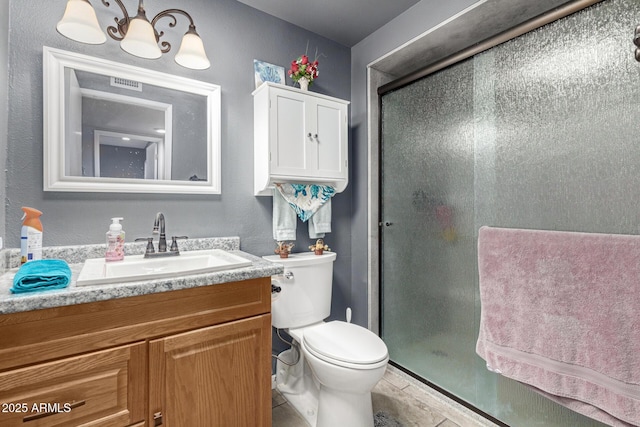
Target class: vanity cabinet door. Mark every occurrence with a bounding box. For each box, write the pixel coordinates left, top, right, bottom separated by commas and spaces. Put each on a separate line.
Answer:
148, 314, 271, 427
0, 342, 146, 427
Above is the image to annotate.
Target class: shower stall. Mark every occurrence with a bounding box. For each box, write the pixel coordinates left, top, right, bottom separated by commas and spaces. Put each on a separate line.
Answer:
379, 0, 640, 425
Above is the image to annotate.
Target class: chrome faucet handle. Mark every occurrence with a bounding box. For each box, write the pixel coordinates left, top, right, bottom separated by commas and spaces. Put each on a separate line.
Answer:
170, 236, 188, 252
135, 237, 155, 255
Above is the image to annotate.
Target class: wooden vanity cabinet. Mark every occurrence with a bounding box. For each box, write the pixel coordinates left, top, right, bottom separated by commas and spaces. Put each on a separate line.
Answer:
149, 315, 271, 426
0, 278, 272, 427
0, 343, 146, 426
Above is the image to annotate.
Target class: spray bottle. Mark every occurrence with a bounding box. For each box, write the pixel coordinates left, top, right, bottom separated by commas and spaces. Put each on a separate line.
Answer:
20, 207, 43, 264
105, 217, 125, 262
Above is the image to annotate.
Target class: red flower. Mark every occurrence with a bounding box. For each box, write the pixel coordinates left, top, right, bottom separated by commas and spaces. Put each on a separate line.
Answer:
289, 49, 322, 85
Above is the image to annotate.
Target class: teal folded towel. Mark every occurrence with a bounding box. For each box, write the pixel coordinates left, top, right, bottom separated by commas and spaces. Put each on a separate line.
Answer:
11, 259, 71, 294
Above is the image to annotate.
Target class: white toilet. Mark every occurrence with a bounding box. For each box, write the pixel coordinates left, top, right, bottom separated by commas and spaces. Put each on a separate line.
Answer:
264, 252, 389, 427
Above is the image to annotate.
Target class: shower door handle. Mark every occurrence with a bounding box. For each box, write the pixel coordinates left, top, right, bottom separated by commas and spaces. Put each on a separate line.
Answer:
379, 221, 393, 227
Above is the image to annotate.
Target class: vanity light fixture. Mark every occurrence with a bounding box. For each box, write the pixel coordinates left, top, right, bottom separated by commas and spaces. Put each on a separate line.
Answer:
56, 0, 211, 70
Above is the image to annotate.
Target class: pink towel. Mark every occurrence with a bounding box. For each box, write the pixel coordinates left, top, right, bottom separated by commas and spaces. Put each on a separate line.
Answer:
476, 226, 640, 426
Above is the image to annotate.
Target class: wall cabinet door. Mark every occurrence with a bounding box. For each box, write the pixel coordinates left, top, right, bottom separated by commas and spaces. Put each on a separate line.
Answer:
269, 89, 347, 180
148, 315, 271, 427
0, 343, 146, 427
270, 89, 309, 177
310, 98, 347, 179
254, 83, 349, 194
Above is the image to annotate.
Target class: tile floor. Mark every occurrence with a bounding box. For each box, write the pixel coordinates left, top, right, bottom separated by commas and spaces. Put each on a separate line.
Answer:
272, 366, 499, 427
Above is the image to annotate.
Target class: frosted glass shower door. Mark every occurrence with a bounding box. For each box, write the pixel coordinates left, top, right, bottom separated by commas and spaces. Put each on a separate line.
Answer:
380, 59, 479, 402
380, 0, 636, 425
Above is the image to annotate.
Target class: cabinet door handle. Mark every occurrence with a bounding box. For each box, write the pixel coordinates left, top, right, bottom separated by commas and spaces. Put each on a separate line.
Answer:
307, 133, 318, 139
23, 400, 86, 422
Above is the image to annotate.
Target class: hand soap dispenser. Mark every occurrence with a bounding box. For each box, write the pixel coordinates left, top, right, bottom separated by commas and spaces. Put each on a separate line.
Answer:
105, 217, 125, 262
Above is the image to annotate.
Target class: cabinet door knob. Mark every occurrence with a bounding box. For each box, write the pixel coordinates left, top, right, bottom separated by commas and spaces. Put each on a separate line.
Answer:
153, 411, 164, 426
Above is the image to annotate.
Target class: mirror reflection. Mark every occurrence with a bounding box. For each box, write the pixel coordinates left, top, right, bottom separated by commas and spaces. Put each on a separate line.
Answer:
66, 69, 207, 181
44, 47, 221, 194
93, 130, 165, 180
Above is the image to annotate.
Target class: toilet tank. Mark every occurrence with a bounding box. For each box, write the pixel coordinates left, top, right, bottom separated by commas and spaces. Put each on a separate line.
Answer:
263, 252, 337, 329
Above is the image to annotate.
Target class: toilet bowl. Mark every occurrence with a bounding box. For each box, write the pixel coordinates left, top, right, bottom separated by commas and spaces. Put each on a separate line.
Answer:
265, 252, 389, 427
295, 321, 389, 427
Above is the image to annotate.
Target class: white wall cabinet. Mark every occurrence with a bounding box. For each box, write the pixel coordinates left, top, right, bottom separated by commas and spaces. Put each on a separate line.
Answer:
253, 83, 349, 195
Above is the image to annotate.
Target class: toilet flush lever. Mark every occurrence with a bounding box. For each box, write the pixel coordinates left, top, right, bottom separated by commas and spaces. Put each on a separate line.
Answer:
284, 271, 294, 280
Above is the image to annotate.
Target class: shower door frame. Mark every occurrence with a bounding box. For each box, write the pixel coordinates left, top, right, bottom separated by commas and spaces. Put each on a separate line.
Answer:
370, 0, 604, 422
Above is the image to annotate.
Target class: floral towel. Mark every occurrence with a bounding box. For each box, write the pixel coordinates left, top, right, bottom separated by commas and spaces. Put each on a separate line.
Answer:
275, 183, 335, 222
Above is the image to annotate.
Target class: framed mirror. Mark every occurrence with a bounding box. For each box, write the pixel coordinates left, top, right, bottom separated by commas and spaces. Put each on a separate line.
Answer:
43, 46, 221, 194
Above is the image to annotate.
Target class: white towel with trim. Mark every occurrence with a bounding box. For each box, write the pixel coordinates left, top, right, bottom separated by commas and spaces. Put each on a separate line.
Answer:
309, 201, 331, 238
272, 188, 296, 240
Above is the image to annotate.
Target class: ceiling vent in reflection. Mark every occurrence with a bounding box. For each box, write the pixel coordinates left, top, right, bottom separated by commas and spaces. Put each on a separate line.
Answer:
110, 77, 142, 92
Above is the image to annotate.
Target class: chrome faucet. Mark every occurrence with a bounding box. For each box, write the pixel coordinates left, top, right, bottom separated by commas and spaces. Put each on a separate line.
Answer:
153, 212, 167, 253
135, 212, 187, 258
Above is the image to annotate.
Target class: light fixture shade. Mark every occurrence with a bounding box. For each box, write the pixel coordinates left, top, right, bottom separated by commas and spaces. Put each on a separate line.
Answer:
175, 31, 211, 70
120, 17, 162, 59
56, 0, 106, 44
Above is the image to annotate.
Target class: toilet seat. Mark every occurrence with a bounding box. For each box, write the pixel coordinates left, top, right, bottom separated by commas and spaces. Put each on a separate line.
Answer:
302, 321, 388, 369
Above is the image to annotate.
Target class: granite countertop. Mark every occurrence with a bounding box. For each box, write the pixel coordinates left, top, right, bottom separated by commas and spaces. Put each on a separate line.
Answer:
0, 237, 283, 315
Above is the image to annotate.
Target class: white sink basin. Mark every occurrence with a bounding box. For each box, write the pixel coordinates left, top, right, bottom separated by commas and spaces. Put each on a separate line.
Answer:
76, 249, 252, 286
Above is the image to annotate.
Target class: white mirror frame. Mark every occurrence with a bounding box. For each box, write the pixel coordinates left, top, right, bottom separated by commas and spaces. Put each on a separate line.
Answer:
43, 46, 221, 194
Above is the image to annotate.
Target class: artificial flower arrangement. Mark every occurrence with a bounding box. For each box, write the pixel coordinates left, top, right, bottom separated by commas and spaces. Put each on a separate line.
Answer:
288, 45, 324, 87
275, 241, 295, 258
289, 55, 319, 86
309, 239, 330, 255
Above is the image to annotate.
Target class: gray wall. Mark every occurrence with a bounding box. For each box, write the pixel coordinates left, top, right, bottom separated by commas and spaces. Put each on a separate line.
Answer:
0, 1, 8, 246
5, 0, 351, 317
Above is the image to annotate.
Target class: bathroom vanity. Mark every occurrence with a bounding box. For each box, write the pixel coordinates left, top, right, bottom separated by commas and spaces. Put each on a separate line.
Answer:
0, 238, 281, 427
